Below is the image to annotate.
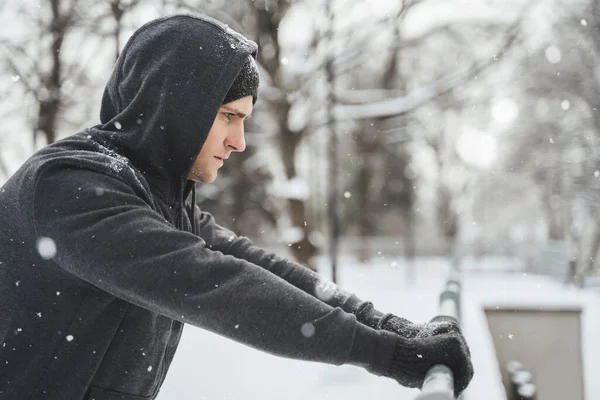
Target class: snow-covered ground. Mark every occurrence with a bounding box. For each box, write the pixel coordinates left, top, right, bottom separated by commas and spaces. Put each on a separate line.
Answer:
159, 256, 600, 400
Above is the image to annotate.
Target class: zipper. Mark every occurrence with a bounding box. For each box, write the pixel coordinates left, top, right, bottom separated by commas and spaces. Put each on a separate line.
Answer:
151, 185, 188, 399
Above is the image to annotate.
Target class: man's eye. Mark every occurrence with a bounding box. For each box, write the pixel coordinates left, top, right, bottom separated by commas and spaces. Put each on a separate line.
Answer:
223, 112, 234, 120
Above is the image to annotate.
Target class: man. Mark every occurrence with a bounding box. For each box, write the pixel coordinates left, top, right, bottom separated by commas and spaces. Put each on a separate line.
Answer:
0, 14, 473, 400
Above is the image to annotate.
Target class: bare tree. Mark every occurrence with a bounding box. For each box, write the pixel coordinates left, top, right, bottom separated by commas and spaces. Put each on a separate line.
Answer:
343, 3, 416, 263
497, 0, 600, 281
0, 0, 89, 145
145, 0, 527, 270
84, 0, 145, 61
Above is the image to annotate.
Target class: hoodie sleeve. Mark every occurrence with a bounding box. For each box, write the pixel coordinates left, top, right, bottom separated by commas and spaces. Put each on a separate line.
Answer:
32, 165, 395, 371
193, 207, 367, 314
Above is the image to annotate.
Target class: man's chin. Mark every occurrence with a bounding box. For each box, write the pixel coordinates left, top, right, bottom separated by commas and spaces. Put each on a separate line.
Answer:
197, 174, 217, 183
187, 171, 217, 183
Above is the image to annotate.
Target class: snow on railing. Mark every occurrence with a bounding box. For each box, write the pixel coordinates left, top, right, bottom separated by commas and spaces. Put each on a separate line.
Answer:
415, 271, 462, 400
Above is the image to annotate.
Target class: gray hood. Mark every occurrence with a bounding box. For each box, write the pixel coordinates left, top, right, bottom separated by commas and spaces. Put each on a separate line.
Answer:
96, 14, 257, 201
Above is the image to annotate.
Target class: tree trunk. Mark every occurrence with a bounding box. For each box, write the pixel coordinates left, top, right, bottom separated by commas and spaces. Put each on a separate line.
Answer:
579, 224, 600, 286
278, 102, 318, 270
402, 207, 416, 282
36, 0, 67, 145
251, 2, 318, 270
355, 130, 376, 262
436, 181, 459, 268
543, 196, 565, 241
230, 154, 253, 235
109, 0, 124, 61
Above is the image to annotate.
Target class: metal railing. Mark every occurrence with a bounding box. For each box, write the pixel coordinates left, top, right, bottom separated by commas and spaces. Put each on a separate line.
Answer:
415, 271, 462, 400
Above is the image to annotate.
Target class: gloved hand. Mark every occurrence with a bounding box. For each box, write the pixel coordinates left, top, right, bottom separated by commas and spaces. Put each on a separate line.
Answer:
354, 301, 472, 395
383, 329, 474, 397
379, 313, 462, 340
355, 301, 460, 339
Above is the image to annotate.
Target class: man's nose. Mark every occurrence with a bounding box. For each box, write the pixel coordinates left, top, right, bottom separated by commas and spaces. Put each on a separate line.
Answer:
225, 124, 246, 152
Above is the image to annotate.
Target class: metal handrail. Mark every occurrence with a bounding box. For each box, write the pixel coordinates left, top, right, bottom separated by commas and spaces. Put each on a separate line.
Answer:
414, 271, 462, 400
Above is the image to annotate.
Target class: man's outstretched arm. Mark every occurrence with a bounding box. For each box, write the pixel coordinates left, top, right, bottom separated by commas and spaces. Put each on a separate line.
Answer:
193, 208, 364, 312
193, 207, 474, 395
195, 209, 454, 334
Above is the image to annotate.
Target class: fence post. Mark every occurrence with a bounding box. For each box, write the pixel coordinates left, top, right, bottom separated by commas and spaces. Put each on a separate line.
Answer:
506, 360, 537, 400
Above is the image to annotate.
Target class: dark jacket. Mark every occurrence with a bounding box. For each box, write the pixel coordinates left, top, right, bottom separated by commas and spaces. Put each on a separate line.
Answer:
0, 14, 396, 400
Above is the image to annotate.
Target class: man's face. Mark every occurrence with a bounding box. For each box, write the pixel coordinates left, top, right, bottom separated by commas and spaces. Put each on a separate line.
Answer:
188, 96, 253, 183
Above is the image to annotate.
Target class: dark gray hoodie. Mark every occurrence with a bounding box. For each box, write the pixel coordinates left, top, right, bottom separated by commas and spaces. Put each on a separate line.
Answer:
0, 14, 397, 400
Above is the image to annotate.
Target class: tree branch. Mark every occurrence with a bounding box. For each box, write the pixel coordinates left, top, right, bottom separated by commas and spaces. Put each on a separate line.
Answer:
332, 11, 525, 121
0, 43, 39, 96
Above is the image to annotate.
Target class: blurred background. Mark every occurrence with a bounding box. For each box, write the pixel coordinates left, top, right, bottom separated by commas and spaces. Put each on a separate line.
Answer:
2, 0, 600, 281
1, 0, 600, 399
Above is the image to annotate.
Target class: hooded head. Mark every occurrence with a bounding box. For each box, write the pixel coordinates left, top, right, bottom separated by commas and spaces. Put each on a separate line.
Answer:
96, 14, 259, 202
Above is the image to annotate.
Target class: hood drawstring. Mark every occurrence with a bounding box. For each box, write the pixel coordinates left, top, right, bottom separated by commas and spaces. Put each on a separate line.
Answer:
191, 185, 196, 235
178, 190, 184, 231
178, 181, 196, 234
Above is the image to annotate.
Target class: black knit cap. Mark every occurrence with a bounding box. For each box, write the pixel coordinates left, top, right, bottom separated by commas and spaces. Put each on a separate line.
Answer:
223, 54, 259, 105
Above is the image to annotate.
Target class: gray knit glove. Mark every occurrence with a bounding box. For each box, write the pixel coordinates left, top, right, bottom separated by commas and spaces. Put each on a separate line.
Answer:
355, 301, 472, 396
383, 329, 474, 397
354, 301, 460, 339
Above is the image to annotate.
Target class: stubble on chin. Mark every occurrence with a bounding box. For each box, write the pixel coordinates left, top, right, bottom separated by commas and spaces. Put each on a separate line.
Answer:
190, 169, 216, 183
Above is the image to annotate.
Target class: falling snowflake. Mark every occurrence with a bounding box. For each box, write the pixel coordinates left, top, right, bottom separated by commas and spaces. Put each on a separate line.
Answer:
544, 46, 561, 64
301, 323, 315, 338
66, 335, 74, 342
36, 237, 57, 260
